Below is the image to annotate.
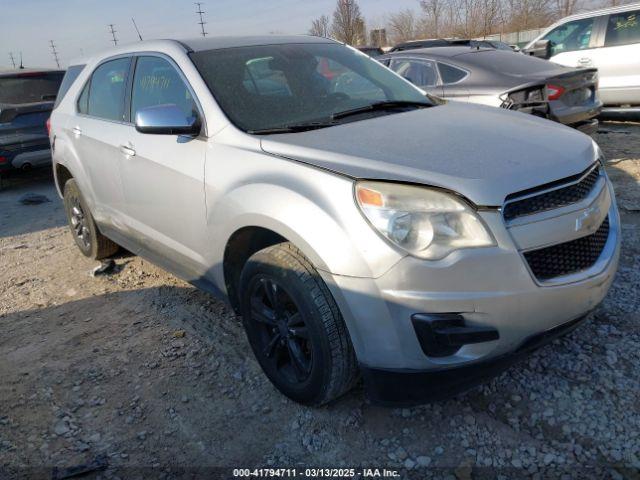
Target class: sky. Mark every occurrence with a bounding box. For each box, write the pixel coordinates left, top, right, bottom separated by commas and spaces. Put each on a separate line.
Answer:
0, 0, 419, 69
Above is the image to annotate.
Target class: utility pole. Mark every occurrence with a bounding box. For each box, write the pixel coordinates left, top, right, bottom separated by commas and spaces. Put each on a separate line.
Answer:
108, 24, 118, 45
19, 52, 24, 69
9, 52, 16, 69
49, 40, 61, 68
195, 2, 207, 37
132, 18, 143, 41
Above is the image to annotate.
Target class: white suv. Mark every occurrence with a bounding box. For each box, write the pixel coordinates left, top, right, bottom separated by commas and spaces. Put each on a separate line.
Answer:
526, 3, 640, 111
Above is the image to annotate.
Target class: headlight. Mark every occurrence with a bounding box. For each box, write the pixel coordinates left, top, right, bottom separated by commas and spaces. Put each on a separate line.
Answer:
592, 139, 605, 166
355, 181, 496, 260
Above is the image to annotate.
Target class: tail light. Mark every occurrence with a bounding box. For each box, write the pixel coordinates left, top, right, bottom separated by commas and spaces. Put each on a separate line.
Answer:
0, 156, 7, 164
46, 117, 52, 136
546, 84, 565, 101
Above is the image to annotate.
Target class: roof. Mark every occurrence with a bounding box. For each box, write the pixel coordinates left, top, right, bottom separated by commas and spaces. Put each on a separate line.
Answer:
385, 46, 496, 59
0, 68, 65, 77
181, 35, 336, 52
67, 35, 339, 66
548, 1, 640, 24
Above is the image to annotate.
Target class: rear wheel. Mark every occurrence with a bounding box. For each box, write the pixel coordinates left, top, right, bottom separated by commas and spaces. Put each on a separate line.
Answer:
239, 242, 359, 406
63, 179, 118, 260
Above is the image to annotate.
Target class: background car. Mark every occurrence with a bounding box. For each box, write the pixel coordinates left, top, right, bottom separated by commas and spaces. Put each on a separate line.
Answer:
0, 68, 65, 175
524, 3, 640, 115
380, 46, 602, 134
389, 38, 517, 53
355, 46, 385, 57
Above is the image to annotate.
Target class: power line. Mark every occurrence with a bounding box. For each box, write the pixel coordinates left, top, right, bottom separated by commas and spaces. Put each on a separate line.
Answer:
195, 2, 207, 37
8, 52, 16, 69
108, 24, 118, 45
49, 40, 61, 68
132, 18, 143, 41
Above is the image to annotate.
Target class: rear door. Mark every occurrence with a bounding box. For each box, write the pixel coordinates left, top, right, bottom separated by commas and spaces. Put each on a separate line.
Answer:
118, 54, 208, 280
588, 9, 640, 105
70, 56, 132, 227
387, 57, 444, 97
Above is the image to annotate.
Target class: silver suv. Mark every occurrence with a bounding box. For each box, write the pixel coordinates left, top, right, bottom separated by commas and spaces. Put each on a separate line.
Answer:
50, 36, 620, 406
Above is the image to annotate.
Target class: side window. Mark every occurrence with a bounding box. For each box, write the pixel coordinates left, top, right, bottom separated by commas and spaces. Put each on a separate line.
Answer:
544, 17, 595, 55
131, 56, 198, 122
390, 59, 438, 87
438, 63, 467, 84
87, 57, 130, 121
77, 82, 90, 114
54, 65, 85, 109
605, 10, 640, 47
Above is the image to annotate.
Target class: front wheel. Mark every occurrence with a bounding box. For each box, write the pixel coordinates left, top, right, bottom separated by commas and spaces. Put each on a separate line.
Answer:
239, 243, 359, 405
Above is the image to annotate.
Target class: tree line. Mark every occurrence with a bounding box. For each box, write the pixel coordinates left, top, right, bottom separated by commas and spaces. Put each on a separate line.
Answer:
310, 0, 635, 46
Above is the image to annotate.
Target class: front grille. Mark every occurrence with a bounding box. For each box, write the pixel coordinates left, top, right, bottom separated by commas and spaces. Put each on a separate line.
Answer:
523, 216, 610, 281
504, 165, 600, 221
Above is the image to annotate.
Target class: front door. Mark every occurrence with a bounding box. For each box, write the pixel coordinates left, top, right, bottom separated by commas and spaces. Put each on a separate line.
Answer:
118, 54, 208, 281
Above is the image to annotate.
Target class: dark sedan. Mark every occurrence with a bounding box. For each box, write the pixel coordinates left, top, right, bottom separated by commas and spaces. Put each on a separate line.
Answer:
379, 46, 602, 134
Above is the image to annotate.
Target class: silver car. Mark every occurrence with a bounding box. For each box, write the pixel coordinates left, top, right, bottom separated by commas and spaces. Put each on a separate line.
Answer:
379, 46, 602, 135
50, 36, 620, 406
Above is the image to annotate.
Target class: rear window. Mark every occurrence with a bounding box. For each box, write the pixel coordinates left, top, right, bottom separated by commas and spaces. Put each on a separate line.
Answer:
54, 65, 85, 108
0, 72, 64, 104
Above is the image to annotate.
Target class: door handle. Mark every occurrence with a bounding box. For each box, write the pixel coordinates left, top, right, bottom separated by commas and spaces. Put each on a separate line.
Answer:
120, 145, 136, 157
72, 126, 82, 136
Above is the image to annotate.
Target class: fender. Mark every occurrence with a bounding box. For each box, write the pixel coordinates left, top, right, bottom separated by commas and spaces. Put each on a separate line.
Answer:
51, 116, 94, 207
204, 172, 405, 294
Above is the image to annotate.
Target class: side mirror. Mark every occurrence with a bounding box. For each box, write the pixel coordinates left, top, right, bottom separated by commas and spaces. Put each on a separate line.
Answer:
524, 39, 551, 59
135, 104, 201, 135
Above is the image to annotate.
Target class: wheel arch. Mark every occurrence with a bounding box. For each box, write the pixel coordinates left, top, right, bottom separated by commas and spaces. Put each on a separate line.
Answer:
54, 163, 74, 197
222, 225, 288, 313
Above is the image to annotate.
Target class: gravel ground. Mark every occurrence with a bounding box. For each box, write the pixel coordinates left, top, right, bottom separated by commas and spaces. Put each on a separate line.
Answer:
1, 122, 639, 480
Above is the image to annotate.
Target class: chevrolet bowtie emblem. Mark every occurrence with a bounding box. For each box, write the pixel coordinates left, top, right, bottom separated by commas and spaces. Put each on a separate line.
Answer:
575, 206, 601, 232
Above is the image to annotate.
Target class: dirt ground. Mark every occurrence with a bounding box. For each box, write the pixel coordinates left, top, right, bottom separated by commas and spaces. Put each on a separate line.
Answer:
1, 122, 639, 480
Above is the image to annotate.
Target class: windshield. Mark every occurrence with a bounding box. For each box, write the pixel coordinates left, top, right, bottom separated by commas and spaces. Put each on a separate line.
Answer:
0, 72, 64, 104
190, 42, 431, 132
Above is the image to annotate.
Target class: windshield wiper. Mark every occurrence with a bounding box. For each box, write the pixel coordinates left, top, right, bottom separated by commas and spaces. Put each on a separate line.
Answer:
247, 121, 338, 135
331, 101, 433, 120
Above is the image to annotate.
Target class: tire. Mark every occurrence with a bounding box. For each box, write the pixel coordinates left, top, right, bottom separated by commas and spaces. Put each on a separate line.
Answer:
63, 179, 119, 260
239, 242, 359, 406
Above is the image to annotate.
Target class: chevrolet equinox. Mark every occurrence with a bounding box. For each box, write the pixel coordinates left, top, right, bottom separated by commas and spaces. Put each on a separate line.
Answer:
49, 36, 621, 406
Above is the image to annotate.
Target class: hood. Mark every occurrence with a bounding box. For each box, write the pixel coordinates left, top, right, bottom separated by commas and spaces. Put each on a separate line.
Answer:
260, 102, 596, 206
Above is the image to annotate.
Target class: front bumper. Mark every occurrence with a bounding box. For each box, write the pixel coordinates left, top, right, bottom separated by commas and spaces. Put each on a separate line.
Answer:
321, 180, 620, 404
361, 314, 589, 406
